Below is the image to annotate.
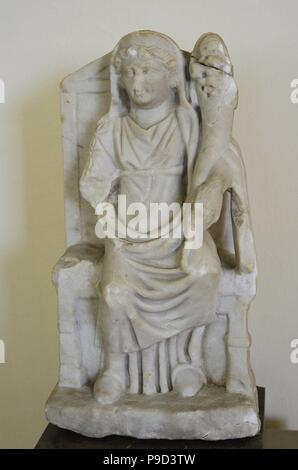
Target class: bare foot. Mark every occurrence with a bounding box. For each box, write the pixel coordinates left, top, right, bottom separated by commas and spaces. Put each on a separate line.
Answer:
93, 373, 124, 405
172, 365, 206, 397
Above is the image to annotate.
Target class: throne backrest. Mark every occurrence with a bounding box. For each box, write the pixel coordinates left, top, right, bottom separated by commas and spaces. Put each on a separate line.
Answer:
60, 53, 112, 246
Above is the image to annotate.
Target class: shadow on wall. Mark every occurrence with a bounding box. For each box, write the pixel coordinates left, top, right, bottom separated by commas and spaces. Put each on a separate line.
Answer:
1, 81, 65, 448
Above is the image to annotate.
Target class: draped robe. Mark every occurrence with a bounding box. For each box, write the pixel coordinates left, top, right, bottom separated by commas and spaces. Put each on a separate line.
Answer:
80, 109, 221, 354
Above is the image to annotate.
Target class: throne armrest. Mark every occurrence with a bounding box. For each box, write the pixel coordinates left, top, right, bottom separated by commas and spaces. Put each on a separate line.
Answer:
218, 265, 257, 305
52, 242, 104, 286
51, 242, 104, 388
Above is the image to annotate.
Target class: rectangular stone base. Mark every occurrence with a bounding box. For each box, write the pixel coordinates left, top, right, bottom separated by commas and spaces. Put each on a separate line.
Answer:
45, 384, 261, 440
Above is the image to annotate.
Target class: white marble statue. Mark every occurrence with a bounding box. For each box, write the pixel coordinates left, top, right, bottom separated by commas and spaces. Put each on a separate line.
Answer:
46, 30, 260, 440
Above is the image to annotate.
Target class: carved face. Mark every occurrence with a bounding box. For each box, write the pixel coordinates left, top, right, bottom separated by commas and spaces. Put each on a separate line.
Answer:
120, 59, 173, 109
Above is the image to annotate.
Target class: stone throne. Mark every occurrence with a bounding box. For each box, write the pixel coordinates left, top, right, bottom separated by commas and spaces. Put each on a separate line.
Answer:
46, 34, 260, 440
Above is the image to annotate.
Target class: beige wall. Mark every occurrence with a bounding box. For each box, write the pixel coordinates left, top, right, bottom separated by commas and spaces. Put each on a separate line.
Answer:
0, 0, 297, 448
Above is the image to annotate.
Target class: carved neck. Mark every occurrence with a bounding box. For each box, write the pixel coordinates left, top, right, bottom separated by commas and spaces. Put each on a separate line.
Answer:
129, 97, 176, 129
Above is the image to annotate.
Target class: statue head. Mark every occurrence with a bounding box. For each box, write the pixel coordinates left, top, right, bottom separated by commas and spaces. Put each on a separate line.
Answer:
112, 43, 178, 109
109, 30, 190, 115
